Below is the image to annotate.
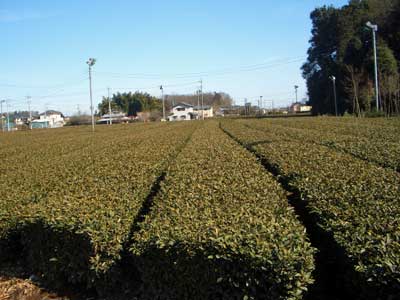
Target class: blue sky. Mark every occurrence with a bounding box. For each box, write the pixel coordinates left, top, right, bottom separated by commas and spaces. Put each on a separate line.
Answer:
1, 0, 348, 115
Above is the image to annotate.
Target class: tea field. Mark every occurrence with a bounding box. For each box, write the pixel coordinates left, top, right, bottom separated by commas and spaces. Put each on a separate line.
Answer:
0, 118, 399, 300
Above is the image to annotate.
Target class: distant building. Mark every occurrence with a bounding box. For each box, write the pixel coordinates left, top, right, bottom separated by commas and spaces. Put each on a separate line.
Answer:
14, 118, 25, 126
97, 112, 129, 124
31, 110, 65, 128
289, 103, 312, 113
137, 112, 150, 122
193, 105, 214, 119
300, 105, 312, 113
167, 103, 195, 121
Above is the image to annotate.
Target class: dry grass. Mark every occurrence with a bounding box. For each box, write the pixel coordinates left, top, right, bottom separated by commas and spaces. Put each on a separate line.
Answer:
0, 277, 67, 300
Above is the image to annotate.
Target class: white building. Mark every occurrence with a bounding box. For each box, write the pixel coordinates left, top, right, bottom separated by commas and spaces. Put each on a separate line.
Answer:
97, 112, 129, 124
300, 105, 312, 113
167, 103, 194, 121
193, 105, 214, 119
289, 103, 312, 113
31, 110, 65, 128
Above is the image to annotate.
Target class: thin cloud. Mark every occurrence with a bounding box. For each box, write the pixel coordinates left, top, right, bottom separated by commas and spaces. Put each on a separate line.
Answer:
0, 9, 57, 23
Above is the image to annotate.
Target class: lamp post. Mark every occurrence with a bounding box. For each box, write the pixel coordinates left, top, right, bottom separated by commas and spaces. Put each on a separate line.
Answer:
329, 76, 338, 116
366, 21, 379, 111
160, 85, 165, 121
86, 58, 96, 132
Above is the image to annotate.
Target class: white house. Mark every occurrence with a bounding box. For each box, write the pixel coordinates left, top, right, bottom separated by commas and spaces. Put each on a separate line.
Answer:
193, 105, 214, 119
31, 110, 65, 128
167, 103, 194, 121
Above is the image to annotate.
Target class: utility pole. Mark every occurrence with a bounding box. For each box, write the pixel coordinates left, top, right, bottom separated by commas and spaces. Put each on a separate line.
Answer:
6, 100, 10, 132
0, 100, 5, 132
44, 104, 49, 128
260, 96, 263, 115
87, 58, 96, 132
160, 85, 165, 121
197, 89, 200, 120
107, 87, 112, 125
329, 76, 338, 116
26, 96, 32, 129
294, 85, 299, 104
200, 79, 204, 120
366, 21, 380, 110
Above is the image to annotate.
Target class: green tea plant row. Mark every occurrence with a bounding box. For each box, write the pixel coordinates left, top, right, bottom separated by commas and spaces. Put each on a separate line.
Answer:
0, 123, 165, 164
266, 117, 400, 144
130, 122, 315, 300
221, 120, 400, 299
0, 123, 166, 232
242, 119, 400, 171
0, 122, 197, 286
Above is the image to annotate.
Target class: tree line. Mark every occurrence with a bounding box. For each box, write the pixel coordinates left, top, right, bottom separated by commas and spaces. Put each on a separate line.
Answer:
302, 0, 400, 116
97, 91, 233, 116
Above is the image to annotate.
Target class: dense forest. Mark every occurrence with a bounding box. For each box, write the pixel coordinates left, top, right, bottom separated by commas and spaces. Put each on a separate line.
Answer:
302, 0, 400, 116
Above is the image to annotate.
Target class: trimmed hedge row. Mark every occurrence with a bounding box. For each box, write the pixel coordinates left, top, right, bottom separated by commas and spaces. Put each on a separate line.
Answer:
250, 118, 400, 171
0, 122, 197, 287
222, 119, 400, 299
0, 123, 165, 240
265, 117, 400, 144
131, 122, 315, 300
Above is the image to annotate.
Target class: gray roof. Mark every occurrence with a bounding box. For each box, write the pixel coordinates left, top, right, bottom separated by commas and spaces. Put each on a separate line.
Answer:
173, 102, 193, 108
193, 105, 212, 110
39, 110, 64, 117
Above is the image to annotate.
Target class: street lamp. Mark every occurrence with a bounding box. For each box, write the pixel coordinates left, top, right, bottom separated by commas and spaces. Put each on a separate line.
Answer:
160, 85, 166, 121
329, 76, 338, 116
366, 21, 380, 111
86, 58, 96, 132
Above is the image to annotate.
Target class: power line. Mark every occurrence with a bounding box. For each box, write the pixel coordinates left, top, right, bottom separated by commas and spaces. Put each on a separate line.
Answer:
92, 56, 307, 80
0, 74, 88, 90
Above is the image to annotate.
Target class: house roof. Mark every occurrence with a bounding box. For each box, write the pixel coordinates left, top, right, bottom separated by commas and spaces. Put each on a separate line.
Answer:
31, 119, 49, 123
101, 112, 126, 118
40, 110, 64, 117
173, 102, 193, 108
193, 105, 212, 110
